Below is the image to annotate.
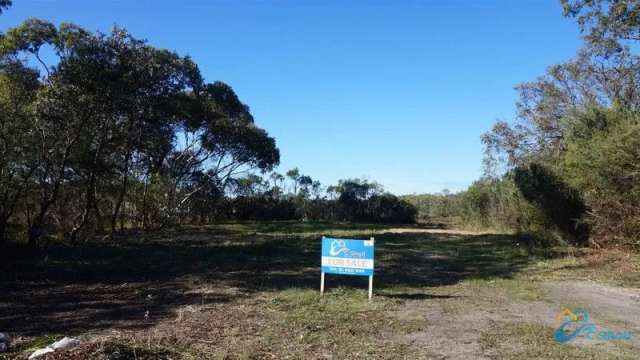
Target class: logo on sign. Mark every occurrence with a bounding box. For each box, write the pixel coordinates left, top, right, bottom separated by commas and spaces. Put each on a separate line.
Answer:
329, 239, 365, 258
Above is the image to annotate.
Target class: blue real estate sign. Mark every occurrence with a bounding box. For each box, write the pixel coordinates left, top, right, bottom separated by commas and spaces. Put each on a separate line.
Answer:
321, 237, 374, 276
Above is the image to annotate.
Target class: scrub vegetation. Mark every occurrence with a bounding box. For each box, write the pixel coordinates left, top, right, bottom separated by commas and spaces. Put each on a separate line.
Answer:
403, 1, 640, 250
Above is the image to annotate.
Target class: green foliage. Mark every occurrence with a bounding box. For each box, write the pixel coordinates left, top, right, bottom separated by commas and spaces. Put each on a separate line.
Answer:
406, 178, 553, 237
0, 59, 40, 243
478, 1, 640, 248
562, 0, 640, 52
222, 175, 416, 224
402, 190, 457, 222
0, 20, 280, 245
459, 178, 535, 232
0, 18, 57, 56
563, 107, 640, 248
513, 163, 589, 245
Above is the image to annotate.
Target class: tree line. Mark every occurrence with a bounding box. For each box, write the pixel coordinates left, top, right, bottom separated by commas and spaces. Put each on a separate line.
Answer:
222, 171, 416, 224
0, 4, 415, 247
408, 1, 640, 249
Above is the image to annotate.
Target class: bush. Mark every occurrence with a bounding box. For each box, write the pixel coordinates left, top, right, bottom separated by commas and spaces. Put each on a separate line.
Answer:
563, 109, 640, 248
513, 163, 589, 245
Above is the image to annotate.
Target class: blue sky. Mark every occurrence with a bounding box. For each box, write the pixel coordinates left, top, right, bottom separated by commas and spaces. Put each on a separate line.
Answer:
1, 0, 583, 195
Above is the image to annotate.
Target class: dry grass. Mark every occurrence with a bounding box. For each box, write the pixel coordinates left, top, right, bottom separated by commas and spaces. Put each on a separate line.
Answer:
1, 222, 638, 359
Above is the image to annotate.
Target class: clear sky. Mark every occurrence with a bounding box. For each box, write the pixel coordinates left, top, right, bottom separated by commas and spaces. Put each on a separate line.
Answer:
1, 0, 584, 195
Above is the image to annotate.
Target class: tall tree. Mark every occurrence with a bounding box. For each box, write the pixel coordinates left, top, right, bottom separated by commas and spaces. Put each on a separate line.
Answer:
286, 168, 301, 195
0, 19, 280, 245
0, 59, 39, 243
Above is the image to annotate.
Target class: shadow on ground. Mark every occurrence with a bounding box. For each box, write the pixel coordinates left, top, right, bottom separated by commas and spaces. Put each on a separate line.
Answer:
0, 225, 556, 337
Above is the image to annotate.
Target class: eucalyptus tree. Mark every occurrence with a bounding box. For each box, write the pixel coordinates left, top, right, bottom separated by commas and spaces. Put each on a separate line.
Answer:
286, 168, 301, 195
0, 19, 99, 245
268, 172, 285, 197
334, 179, 383, 220
311, 180, 323, 200
164, 81, 279, 224
94, 29, 203, 233
482, 48, 640, 176
0, 19, 279, 245
0, 59, 39, 243
562, 0, 640, 52
484, 0, 640, 163
484, 1, 640, 176
231, 174, 268, 197
479, 0, 640, 246
298, 175, 313, 198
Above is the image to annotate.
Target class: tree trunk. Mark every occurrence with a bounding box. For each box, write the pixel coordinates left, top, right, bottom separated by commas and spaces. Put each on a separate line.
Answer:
0, 218, 6, 245
28, 137, 77, 248
111, 150, 132, 234
28, 205, 49, 248
70, 133, 105, 243
141, 177, 149, 229
70, 172, 97, 243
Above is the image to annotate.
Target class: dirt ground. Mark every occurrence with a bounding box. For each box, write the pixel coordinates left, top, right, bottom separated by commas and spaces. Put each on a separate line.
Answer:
1, 222, 638, 359
395, 280, 640, 359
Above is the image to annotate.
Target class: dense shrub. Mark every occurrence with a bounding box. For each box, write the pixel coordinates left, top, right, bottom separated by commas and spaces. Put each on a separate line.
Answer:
563, 108, 640, 248
513, 163, 589, 245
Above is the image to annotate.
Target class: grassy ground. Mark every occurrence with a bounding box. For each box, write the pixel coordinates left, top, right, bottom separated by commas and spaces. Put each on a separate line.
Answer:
1, 222, 638, 359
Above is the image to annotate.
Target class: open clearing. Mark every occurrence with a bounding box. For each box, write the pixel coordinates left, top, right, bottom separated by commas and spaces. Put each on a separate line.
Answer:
1, 222, 639, 359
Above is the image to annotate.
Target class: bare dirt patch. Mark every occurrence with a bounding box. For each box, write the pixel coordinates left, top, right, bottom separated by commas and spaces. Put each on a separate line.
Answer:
391, 284, 549, 359
393, 279, 640, 359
